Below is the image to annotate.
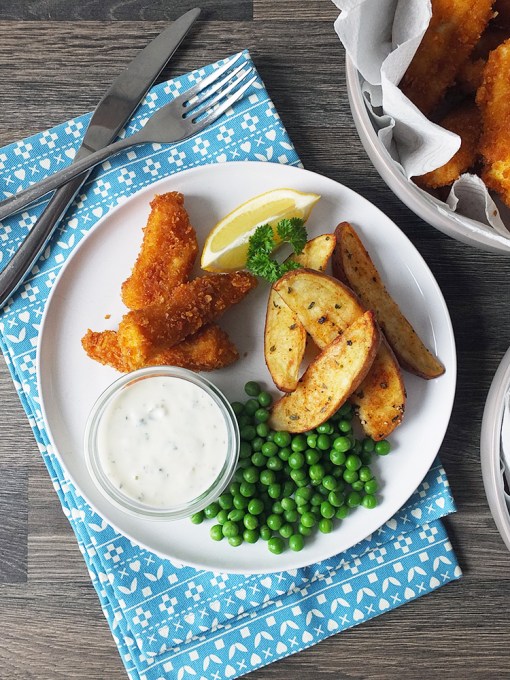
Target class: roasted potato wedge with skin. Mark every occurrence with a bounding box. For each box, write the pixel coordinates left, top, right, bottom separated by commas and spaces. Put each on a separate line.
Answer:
275, 268, 405, 439
269, 311, 380, 433
264, 234, 336, 392
332, 222, 445, 380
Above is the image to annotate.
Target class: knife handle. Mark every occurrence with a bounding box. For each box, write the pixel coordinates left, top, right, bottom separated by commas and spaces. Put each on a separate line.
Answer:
0, 172, 90, 308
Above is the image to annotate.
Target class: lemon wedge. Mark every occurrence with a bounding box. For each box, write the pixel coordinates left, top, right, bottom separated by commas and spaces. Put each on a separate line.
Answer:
201, 188, 321, 272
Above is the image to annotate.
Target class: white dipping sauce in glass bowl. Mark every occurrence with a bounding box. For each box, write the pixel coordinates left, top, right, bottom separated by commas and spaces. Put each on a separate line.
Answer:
84, 367, 239, 520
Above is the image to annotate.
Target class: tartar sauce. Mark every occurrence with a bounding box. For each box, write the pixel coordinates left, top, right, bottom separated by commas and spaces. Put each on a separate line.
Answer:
97, 376, 228, 508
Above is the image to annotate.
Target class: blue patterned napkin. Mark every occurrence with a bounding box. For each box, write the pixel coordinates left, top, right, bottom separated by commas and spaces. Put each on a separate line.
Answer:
0, 51, 461, 679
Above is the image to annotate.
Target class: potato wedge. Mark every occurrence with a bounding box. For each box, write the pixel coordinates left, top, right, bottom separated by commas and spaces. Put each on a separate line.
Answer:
274, 268, 406, 439
332, 222, 445, 380
269, 311, 380, 433
264, 234, 336, 392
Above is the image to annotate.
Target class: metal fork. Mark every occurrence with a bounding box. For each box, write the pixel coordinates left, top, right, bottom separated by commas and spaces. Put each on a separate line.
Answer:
0, 55, 256, 222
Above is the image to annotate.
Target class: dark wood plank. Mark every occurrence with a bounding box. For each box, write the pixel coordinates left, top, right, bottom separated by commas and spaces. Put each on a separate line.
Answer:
0, 466, 27, 583
0, 1, 252, 21
254, 0, 339, 21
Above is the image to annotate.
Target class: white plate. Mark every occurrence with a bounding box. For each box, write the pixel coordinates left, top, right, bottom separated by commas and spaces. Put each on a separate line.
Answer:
37, 161, 456, 574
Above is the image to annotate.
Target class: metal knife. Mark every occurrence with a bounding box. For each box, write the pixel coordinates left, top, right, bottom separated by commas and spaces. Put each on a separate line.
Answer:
0, 7, 200, 308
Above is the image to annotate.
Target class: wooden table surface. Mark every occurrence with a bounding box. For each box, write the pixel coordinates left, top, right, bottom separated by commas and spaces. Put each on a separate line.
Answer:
1, 2, 510, 679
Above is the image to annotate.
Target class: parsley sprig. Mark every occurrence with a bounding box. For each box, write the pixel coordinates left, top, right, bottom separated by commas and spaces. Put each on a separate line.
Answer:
246, 217, 308, 283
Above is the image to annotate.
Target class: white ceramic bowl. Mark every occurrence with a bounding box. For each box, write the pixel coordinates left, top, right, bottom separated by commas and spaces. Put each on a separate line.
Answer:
345, 56, 510, 256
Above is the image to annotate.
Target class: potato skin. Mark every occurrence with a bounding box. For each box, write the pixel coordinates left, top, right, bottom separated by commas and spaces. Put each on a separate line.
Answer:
275, 268, 406, 439
332, 222, 445, 380
269, 311, 380, 433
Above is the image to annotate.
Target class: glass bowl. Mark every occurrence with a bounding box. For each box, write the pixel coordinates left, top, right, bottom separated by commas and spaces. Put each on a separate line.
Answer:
84, 366, 239, 520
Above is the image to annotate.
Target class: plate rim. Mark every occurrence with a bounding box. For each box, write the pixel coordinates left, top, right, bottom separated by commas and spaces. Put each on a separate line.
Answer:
36, 160, 457, 574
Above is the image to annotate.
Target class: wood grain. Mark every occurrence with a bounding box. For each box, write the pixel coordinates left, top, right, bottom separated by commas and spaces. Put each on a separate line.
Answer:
0, 9, 509, 680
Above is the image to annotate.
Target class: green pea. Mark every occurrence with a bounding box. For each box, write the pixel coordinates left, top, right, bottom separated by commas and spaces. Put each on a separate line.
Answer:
279, 523, 293, 539
243, 466, 259, 484
375, 440, 391, 456
338, 401, 353, 417
309, 464, 325, 482
282, 480, 296, 497
347, 491, 362, 507
351, 480, 365, 491
362, 437, 375, 453
210, 525, 223, 541
239, 441, 252, 459
295, 486, 313, 502
231, 401, 245, 416
291, 435, 307, 452
190, 511, 204, 524
307, 434, 318, 449
222, 521, 239, 538
352, 440, 362, 455
319, 518, 334, 533
228, 535, 243, 547
259, 469, 276, 486
258, 391, 273, 407
245, 381, 261, 397
278, 446, 291, 462
333, 436, 351, 452
310, 492, 323, 506
290, 468, 307, 483
267, 513, 283, 531
256, 422, 270, 438
298, 523, 313, 536
233, 494, 249, 510
260, 525, 272, 541
216, 509, 229, 525
317, 422, 334, 435
358, 466, 373, 482
228, 508, 245, 522
240, 425, 256, 441
329, 449, 346, 466
268, 536, 285, 554
237, 414, 252, 428
204, 502, 220, 519
245, 398, 260, 416
297, 502, 311, 515
251, 436, 264, 452
243, 528, 258, 543
362, 494, 378, 509
267, 456, 283, 471
255, 408, 269, 423
272, 500, 284, 515
285, 510, 299, 525
243, 513, 259, 530
289, 534, 304, 551
345, 454, 362, 471
361, 451, 373, 466
322, 475, 338, 491
237, 458, 251, 470
335, 505, 350, 520
320, 501, 335, 519
261, 441, 278, 457
266, 483, 280, 499
248, 498, 264, 516
338, 419, 352, 433
280, 497, 296, 512
274, 431, 291, 447
251, 452, 267, 468
364, 479, 379, 494
328, 491, 344, 507
305, 448, 321, 465
317, 434, 331, 450
232, 469, 244, 484
266, 430, 276, 441
301, 512, 317, 528
240, 481, 256, 497
343, 469, 359, 484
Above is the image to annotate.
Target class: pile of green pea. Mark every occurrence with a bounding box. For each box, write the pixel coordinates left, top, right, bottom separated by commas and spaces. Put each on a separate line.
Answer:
190, 381, 391, 554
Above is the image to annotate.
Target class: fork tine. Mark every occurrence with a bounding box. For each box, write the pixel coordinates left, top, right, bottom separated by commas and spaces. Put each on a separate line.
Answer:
192, 74, 257, 132
187, 68, 254, 121
173, 53, 244, 105
185, 61, 247, 109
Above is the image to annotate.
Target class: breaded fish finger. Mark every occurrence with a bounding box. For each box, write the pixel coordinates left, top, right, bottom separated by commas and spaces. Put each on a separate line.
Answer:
121, 192, 198, 309
415, 103, 481, 188
477, 37, 510, 206
400, 0, 495, 116
117, 271, 257, 368
82, 324, 239, 373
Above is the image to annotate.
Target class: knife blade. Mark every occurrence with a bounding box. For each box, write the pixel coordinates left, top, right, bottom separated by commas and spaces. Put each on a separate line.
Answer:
0, 7, 200, 308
